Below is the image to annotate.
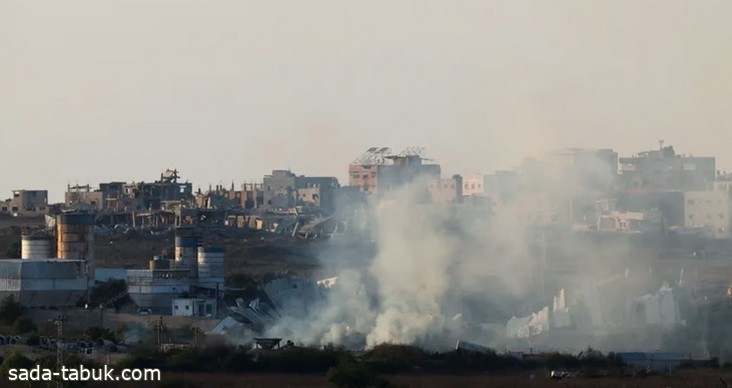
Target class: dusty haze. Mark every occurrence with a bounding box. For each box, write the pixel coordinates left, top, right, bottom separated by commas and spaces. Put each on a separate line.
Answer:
2, 1, 732, 202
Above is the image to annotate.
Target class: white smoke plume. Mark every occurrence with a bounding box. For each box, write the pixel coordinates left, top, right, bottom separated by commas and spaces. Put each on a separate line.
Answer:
260, 152, 690, 352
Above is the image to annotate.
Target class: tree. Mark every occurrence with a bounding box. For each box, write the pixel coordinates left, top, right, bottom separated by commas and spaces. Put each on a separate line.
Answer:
12, 316, 37, 334
85, 326, 115, 343
0, 349, 33, 376
0, 296, 23, 325
4, 242, 21, 259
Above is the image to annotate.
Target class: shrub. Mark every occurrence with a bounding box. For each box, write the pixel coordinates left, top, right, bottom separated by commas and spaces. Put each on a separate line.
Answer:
25, 332, 40, 346
362, 344, 425, 373
12, 316, 37, 334
0, 296, 22, 325
327, 360, 392, 388
85, 326, 115, 342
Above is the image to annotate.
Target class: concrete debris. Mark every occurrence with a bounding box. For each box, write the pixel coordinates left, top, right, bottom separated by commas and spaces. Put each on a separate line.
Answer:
228, 277, 328, 329
208, 316, 241, 335
628, 282, 681, 328
507, 306, 550, 338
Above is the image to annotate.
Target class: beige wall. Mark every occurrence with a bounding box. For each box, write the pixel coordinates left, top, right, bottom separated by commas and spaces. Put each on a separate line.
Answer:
2, 190, 48, 216
348, 165, 379, 196
429, 178, 460, 203
461, 173, 484, 197
684, 190, 731, 239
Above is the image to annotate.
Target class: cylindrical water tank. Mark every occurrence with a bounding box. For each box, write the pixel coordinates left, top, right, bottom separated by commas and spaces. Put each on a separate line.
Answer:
197, 246, 224, 289
21, 235, 54, 259
56, 213, 95, 261
174, 228, 198, 276
149, 258, 170, 270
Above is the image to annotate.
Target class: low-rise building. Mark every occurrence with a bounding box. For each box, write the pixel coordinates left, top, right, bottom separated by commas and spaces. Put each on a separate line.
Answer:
172, 298, 217, 317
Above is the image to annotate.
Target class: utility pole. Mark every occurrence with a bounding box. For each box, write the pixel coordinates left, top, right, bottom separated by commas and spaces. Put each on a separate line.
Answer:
156, 316, 164, 348
50, 314, 69, 388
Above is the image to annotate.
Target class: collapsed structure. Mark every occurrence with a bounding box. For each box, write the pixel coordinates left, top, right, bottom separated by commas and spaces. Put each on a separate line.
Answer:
506, 280, 682, 340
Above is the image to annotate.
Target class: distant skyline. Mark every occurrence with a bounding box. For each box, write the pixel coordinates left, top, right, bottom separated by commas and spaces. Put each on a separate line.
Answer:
2, 1, 732, 202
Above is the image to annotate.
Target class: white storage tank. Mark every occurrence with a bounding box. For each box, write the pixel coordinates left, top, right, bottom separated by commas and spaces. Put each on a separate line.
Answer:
21, 235, 54, 259
197, 246, 224, 290
174, 228, 198, 277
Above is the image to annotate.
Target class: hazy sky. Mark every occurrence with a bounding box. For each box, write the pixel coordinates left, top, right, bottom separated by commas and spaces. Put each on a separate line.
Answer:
2, 1, 732, 202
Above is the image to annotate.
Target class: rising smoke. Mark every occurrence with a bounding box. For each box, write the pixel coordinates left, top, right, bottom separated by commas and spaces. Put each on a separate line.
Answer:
258, 153, 699, 353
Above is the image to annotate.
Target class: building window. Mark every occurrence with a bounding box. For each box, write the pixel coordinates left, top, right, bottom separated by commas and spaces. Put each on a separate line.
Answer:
185, 305, 189, 310
174, 305, 179, 310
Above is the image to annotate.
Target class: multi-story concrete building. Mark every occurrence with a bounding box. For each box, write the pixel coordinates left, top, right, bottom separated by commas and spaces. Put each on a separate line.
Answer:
429, 175, 463, 203
620, 144, 715, 193
241, 183, 264, 209
0, 190, 48, 217
263, 170, 297, 210
349, 147, 441, 198
65, 185, 105, 211
461, 173, 484, 197
296, 176, 339, 211
263, 171, 340, 211
683, 190, 731, 239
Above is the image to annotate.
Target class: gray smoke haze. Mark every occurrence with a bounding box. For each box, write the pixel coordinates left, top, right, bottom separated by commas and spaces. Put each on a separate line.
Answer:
258, 152, 676, 352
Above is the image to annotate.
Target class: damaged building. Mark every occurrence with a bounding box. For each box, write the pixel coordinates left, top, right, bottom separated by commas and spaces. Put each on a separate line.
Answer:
0, 190, 49, 217
262, 170, 340, 213
65, 169, 193, 213
349, 147, 441, 198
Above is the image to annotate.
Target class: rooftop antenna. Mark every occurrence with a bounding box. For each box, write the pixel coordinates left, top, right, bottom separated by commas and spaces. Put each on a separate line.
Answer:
659, 139, 664, 150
